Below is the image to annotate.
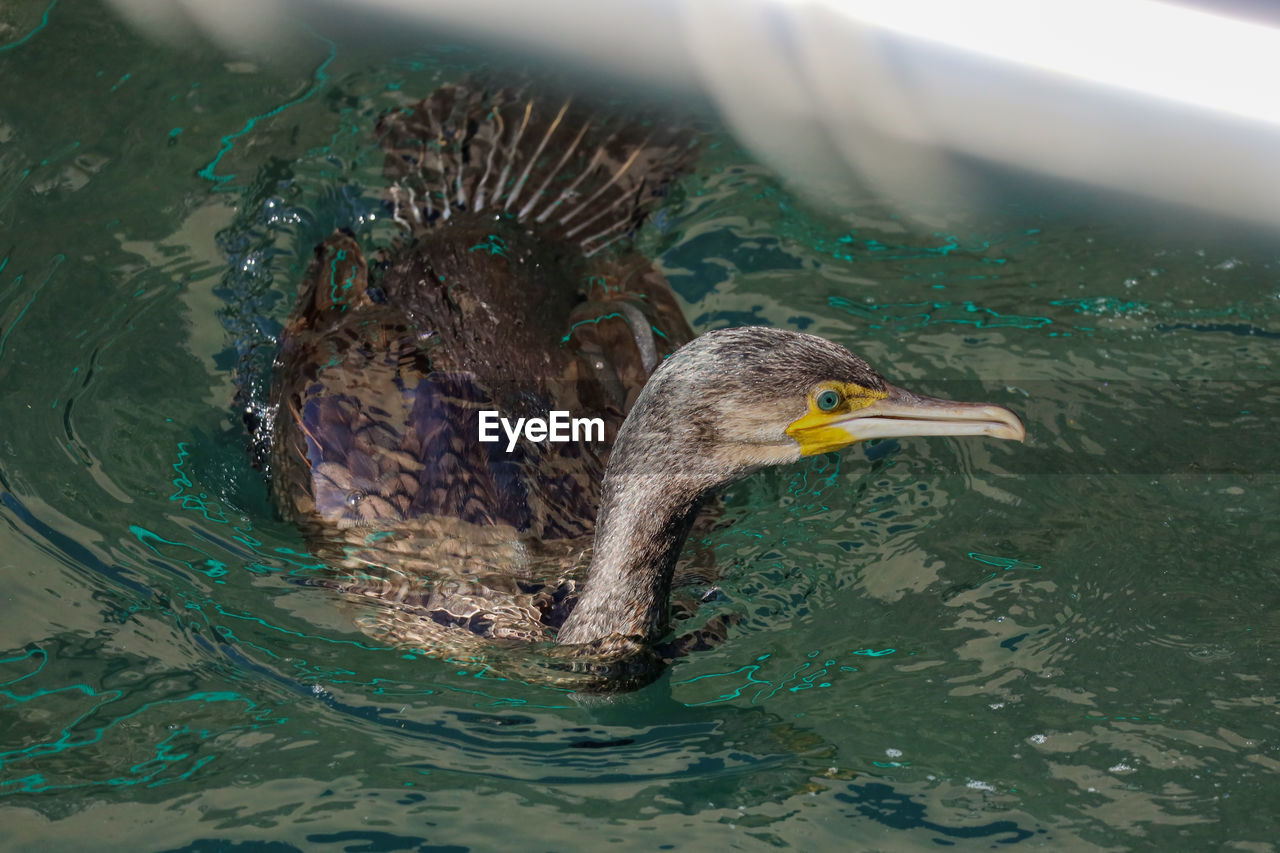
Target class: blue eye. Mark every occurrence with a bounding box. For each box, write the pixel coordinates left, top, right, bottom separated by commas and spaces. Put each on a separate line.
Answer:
816, 389, 841, 411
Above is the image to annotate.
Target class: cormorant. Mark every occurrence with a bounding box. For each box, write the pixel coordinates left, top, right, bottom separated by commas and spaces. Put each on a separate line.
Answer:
262, 84, 1024, 689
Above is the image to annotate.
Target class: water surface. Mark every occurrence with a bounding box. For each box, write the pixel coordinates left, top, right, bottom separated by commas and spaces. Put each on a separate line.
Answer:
2, 3, 1277, 850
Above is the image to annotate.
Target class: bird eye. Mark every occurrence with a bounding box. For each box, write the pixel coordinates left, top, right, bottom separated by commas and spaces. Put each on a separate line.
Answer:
815, 389, 841, 411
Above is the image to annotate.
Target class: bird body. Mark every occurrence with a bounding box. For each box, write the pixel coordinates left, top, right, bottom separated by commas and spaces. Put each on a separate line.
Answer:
263, 84, 1025, 688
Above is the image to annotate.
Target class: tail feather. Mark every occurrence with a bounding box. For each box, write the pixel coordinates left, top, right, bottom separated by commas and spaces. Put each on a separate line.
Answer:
376, 83, 695, 255
518, 116, 591, 221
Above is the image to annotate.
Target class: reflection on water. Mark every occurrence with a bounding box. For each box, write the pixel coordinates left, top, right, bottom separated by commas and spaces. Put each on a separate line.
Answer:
2, 2, 1278, 849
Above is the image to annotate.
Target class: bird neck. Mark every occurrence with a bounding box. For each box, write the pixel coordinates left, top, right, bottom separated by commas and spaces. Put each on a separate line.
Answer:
556, 468, 704, 647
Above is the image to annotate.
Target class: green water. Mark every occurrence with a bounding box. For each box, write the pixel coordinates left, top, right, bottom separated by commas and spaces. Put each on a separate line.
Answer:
2, 2, 1278, 849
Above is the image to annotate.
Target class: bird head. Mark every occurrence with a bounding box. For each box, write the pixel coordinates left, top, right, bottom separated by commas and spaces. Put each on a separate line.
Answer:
617, 326, 1025, 489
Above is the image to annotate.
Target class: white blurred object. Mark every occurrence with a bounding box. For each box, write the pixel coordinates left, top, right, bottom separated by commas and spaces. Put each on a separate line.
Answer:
106, 0, 1280, 224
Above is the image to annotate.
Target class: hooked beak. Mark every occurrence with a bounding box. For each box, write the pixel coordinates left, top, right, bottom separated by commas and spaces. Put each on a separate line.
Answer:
787, 384, 1026, 456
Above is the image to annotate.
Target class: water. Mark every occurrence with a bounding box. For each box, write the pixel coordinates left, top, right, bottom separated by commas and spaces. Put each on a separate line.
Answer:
3, 2, 1278, 849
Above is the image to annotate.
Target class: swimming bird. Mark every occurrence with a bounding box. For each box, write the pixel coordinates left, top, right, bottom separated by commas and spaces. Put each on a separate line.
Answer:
263, 83, 1025, 688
